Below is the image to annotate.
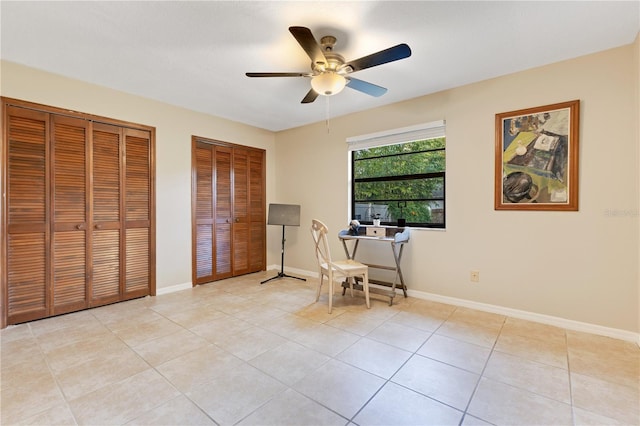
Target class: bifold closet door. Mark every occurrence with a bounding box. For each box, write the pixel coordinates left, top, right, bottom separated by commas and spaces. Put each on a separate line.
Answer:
247, 149, 266, 272
50, 115, 90, 315
5, 107, 50, 324
123, 128, 153, 297
193, 143, 234, 282
232, 147, 266, 275
91, 123, 123, 305
193, 142, 215, 284
2, 98, 155, 327
90, 125, 154, 302
231, 148, 250, 276
192, 141, 265, 285
214, 145, 233, 280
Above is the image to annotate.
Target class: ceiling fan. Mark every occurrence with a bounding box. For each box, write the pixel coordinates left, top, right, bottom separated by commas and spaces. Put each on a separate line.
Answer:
246, 26, 412, 104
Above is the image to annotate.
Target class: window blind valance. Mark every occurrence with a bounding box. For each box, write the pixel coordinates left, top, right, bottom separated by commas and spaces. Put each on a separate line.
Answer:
346, 119, 445, 151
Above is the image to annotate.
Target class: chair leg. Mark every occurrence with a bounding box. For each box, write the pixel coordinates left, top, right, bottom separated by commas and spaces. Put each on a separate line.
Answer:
348, 277, 354, 298
328, 271, 333, 314
363, 270, 370, 309
315, 272, 323, 302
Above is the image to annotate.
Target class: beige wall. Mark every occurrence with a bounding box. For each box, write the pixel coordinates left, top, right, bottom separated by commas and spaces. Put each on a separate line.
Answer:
635, 33, 640, 336
0, 61, 277, 290
275, 40, 640, 333
1, 36, 638, 334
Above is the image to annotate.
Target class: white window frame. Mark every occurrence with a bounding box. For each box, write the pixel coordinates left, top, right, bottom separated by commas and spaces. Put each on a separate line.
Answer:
347, 120, 446, 228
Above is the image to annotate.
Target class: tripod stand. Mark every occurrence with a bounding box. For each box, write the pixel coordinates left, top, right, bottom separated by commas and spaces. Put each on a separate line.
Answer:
261, 224, 306, 284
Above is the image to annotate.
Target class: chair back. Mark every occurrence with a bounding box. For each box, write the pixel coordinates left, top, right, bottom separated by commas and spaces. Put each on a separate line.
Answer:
311, 219, 332, 269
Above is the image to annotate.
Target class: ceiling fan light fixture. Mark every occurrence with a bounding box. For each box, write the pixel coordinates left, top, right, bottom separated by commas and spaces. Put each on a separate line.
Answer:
311, 72, 346, 96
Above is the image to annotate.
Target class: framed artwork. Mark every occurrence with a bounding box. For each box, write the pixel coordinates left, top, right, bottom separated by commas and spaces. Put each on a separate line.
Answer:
495, 100, 580, 211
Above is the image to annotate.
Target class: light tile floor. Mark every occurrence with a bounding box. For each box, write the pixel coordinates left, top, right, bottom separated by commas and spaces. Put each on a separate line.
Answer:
1, 272, 639, 425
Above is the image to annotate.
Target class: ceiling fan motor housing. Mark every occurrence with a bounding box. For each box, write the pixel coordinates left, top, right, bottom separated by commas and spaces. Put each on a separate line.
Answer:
314, 53, 344, 72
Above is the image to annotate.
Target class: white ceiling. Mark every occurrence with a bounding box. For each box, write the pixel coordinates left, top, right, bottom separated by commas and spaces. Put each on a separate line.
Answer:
1, 1, 638, 132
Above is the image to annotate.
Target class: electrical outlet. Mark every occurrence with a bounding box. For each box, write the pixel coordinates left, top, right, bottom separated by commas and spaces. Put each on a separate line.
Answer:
470, 271, 480, 282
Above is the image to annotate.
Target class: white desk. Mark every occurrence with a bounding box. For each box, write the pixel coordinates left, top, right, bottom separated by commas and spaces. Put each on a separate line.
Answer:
338, 227, 410, 305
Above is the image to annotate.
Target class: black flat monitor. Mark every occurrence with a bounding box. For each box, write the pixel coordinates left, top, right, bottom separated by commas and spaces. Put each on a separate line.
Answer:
267, 204, 301, 227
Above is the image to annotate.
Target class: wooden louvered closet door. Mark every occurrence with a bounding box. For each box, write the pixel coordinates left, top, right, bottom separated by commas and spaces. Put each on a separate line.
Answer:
192, 139, 265, 285
2, 98, 155, 327
247, 150, 266, 272
214, 145, 233, 280
51, 115, 90, 315
232, 148, 250, 276
5, 107, 50, 324
124, 128, 153, 297
232, 148, 266, 276
91, 123, 123, 304
194, 142, 215, 283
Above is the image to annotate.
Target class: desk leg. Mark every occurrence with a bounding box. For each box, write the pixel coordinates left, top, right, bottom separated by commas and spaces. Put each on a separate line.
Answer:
391, 243, 408, 298
338, 239, 406, 305
341, 239, 359, 260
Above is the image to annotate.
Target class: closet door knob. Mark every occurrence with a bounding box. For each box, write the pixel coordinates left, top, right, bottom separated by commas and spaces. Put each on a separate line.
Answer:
76, 224, 85, 230
94, 224, 102, 230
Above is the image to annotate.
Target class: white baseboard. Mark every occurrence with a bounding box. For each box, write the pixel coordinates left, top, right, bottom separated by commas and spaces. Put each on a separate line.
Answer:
290, 266, 639, 344
155, 271, 639, 345
407, 288, 640, 345
156, 281, 192, 295
264, 264, 280, 274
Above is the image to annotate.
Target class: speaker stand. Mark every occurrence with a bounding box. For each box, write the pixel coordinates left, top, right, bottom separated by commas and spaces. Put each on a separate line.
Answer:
261, 225, 306, 284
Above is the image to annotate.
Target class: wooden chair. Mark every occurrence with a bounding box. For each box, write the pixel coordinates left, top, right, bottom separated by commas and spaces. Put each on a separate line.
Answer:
310, 219, 370, 313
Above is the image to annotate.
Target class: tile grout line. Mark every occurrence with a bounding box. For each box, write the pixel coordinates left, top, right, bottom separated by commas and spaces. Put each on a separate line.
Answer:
457, 314, 506, 426
5, 275, 637, 425
347, 302, 463, 424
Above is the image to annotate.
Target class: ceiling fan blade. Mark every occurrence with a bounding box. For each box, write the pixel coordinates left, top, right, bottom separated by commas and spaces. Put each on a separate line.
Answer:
346, 77, 388, 97
343, 43, 411, 73
246, 72, 308, 77
301, 89, 319, 104
289, 26, 328, 68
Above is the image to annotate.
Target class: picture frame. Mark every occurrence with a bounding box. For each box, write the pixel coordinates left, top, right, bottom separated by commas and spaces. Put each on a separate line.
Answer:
495, 100, 580, 211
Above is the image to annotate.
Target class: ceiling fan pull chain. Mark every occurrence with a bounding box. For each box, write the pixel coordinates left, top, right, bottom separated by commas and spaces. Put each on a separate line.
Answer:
325, 96, 331, 133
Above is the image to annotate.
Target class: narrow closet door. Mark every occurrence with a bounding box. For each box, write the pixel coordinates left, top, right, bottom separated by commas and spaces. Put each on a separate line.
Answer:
124, 129, 153, 297
214, 145, 233, 280
51, 115, 89, 315
232, 148, 250, 275
193, 142, 215, 284
5, 107, 50, 324
91, 123, 123, 305
248, 150, 266, 272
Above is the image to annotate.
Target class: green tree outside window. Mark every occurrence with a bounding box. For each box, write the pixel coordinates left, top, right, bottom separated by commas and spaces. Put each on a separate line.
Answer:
352, 137, 445, 227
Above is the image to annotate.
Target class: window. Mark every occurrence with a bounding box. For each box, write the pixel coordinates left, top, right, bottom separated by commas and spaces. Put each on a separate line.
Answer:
348, 120, 445, 228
